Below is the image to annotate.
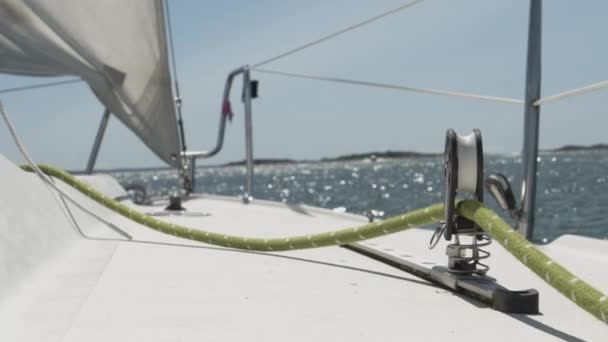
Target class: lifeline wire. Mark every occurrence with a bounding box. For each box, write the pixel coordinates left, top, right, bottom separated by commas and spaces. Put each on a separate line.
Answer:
0, 78, 82, 95
254, 68, 524, 105
0, 101, 131, 240
252, 0, 424, 68
534, 79, 608, 106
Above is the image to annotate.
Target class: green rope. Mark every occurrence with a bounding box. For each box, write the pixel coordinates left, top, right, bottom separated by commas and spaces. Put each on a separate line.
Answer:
22, 164, 443, 251
22, 165, 608, 324
457, 200, 608, 324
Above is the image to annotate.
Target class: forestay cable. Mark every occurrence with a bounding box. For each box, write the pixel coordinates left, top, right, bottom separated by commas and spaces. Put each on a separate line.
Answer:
252, 0, 424, 68
163, 0, 187, 152
254, 68, 524, 105
534, 79, 608, 106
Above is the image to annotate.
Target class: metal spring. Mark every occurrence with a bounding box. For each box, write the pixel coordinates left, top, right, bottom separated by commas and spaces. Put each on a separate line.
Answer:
447, 226, 492, 275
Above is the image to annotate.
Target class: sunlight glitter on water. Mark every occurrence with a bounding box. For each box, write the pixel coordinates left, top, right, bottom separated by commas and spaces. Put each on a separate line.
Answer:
112, 151, 608, 243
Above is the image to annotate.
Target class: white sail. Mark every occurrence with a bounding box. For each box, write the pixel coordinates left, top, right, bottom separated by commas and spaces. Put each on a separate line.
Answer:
0, 0, 181, 166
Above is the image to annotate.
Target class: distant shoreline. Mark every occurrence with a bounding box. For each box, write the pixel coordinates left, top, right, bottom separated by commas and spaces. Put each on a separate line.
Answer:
219, 144, 608, 167
76, 144, 608, 174
221, 150, 440, 167
548, 143, 608, 152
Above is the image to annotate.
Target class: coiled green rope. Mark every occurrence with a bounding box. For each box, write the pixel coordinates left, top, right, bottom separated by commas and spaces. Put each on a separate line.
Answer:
22, 165, 608, 324
22, 164, 443, 251
458, 200, 608, 324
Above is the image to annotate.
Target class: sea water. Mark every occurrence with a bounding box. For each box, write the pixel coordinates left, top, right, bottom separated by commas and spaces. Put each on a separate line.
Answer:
111, 150, 608, 243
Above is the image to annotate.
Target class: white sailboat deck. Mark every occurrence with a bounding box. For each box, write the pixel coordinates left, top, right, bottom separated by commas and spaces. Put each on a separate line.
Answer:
1, 155, 607, 341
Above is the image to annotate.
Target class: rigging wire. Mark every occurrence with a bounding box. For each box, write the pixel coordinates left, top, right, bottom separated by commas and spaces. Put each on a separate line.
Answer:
253, 68, 524, 105
0, 101, 131, 240
252, 0, 424, 68
534, 79, 608, 106
0, 78, 82, 95
164, 0, 187, 152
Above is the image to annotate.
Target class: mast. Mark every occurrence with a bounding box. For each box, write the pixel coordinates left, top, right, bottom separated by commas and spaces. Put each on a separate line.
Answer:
518, 0, 542, 239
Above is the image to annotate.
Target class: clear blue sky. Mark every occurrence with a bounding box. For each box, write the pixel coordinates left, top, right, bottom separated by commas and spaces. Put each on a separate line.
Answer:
1, 0, 607, 170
